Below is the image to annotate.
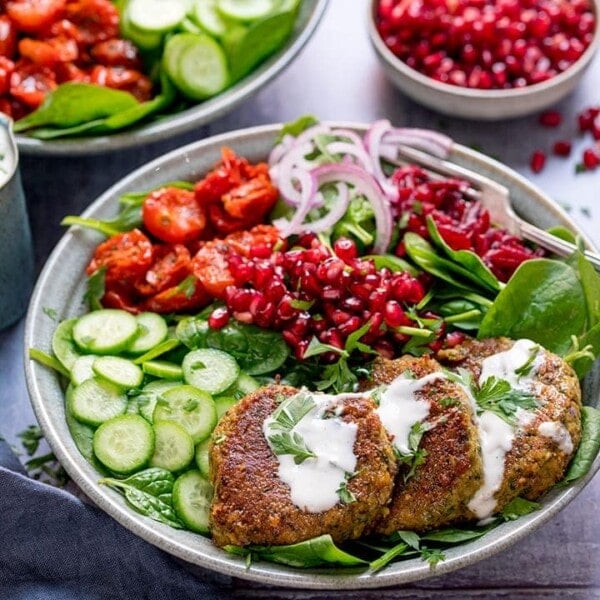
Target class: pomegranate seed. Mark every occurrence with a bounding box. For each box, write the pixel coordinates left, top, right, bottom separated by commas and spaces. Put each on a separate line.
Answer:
552, 140, 572, 156
333, 237, 358, 262
582, 148, 600, 170
530, 149, 546, 173
539, 110, 562, 127
384, 300, 409, 328
375, 0, 596, 90
208, 307, 230, 330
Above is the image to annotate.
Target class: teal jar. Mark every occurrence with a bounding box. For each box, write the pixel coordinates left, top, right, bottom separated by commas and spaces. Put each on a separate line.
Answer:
0, 114, 34, 330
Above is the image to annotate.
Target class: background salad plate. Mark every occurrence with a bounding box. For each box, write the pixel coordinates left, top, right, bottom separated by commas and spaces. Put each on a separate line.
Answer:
15, 1, 327, 157
24, 122, 600, 589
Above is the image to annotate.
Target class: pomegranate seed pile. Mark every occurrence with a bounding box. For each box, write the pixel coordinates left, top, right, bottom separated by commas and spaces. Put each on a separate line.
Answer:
208, 167, 541, 361
376, 0, 596, 90
530, 106, 600, 172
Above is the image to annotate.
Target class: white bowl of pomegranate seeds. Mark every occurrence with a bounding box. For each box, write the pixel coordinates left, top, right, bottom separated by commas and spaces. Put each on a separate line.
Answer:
369, 0, 600, 120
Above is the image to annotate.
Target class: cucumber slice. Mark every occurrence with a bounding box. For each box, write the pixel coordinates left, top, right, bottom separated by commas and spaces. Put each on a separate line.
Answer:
163, 33, 229, 101
73, 309, 139, 355
93, 414, 155, 474
193, 0, 228, 36
93, 356, 144, 389
195, 438, 211, 477
126, 0, 187, 33
127, 312, 168, 355
52, 318, 82, 371
150, 420, 194, 471
182, 348, 239, 395
153, 384, 217, 443
217, 0, 276, 21
214, 395, 237, 419
172, 470, 213, 533
120, 10, 163, 50
142, 360, 183, 380
225, 371, 259, 398
70, 354, 96, 386
137, 379, 182, 422
71, 377, 128, 426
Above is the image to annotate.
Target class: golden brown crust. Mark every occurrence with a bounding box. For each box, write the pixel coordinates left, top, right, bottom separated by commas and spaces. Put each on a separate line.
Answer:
209, 385, 397, 548
437, 337, 582, 513
367, 356, 483, 534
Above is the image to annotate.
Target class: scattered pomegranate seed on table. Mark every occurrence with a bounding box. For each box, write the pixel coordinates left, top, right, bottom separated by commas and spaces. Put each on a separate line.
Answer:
375, 0, 596, 90
530, 105, 600, 173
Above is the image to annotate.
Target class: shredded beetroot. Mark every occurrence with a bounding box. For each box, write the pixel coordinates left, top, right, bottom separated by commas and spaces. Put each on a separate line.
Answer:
375, 0, 596, 90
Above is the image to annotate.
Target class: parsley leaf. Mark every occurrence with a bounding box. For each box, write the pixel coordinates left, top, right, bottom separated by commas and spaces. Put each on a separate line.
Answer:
396, 421, 431, 482
514, 344, 540, 377
265, 392, 317, 464
475, 376, 538, 424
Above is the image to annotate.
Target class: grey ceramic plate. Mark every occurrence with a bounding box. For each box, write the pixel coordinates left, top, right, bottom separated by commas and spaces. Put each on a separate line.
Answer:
24, 123, 600, 590
15, 1, 327, 157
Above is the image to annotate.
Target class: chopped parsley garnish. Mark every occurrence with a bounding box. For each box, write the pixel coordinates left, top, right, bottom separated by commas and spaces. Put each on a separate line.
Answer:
474, 376, 538, 424
265, 392, 317, 464
514, 345, 539, 378
395, 421, 432, 482
336, 479, 357, 505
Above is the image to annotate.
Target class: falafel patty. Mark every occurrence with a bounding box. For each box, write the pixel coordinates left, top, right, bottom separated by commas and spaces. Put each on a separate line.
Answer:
437, 337, 582, 517
366, 355, 483, 535
209, 385, 397, 548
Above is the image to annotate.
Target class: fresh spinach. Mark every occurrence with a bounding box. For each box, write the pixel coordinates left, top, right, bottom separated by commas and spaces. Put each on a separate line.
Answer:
177, 315, 289, 376
225, 534, 367, 568
99, 468, 183, 529
561, 406, 600, 485
14, 83, 139, 132
403, 232, 497, 297
84, 267, 106, 312
276, 114, 319, 142
28, 348, 70, 379
426, 217, 501, 293
499, 497, 540, 521
478, 258, 587, 356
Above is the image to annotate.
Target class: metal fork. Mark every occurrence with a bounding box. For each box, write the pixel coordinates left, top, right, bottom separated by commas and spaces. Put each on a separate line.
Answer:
390, 144, 600, 272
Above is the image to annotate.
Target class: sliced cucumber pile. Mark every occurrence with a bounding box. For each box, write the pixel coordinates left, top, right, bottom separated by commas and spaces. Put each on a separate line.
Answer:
120, 0, 301, 101
47, 307, 278, 534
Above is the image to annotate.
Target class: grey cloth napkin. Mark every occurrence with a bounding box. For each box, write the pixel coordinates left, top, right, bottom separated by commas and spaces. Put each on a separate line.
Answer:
0, 439, 234, 600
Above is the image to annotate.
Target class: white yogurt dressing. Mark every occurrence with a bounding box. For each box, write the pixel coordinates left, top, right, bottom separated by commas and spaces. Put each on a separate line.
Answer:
467, 411, 515, 519
263, 392, 359, 513
538, 421, 574, 454
479, 338, 543, 391
468, 339, 542, 519
376, 372, 443, 454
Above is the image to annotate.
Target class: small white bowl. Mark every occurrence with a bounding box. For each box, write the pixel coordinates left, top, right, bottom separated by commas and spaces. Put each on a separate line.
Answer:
368, 0, 600, 120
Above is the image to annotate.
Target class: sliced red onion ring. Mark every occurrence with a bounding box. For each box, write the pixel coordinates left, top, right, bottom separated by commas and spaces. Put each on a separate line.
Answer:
384, 127, 453, 157
364, 119, 399, 200
300, 182, 350, 234
326, 141, 374, 173
272, 167, 317, 237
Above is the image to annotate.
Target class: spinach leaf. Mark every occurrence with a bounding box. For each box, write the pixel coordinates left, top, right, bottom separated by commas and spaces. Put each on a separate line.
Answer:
367, 253, 419, 276
421, 525, 493, 544
62, 202, 143, 237
99, 468, 183, 529
14, 83, 138, 131
561, 406, 600, 485
28, 348, 70, 378
205, 321, 289, 375
225, 534, 367, 568
276, 115, 319, 141
427, 217, 501, 293
478, 258, 587, 356
84, 267, 106, 311
499, 497, 540, 520
403, 233, 496, 297
368, 542, 410, 573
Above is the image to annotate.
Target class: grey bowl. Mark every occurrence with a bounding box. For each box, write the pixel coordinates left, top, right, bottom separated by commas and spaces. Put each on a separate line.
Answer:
16, 1, 327, 157
24, 122, 600, 590
368, 0, 600, 120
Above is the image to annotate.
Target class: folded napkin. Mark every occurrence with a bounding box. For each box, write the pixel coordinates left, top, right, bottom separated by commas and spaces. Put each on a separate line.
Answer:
0, 439, 235, 600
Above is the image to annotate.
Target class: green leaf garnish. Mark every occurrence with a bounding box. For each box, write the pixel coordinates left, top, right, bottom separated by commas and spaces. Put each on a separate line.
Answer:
474, 376, 538, 424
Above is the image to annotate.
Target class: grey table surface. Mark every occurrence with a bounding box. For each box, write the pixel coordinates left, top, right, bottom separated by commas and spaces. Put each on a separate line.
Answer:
2, 1, 600, 597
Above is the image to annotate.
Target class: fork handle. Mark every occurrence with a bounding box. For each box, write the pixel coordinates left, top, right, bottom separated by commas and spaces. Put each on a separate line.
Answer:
519, 221, 600, 271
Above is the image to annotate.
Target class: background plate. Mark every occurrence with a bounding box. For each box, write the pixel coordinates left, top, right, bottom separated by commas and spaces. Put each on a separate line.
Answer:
15, 1, 327, 157
24, 123, 600, 590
